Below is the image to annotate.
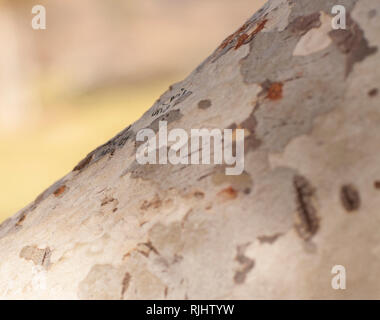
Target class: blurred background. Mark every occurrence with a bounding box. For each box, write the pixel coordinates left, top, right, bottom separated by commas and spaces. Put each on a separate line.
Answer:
0, 0, 264, 222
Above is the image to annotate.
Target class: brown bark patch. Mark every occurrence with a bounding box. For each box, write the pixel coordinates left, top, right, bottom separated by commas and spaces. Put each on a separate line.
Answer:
340, 184, 360, 212
290, 12, 321, 35
15, 213, 27, 227
239, 107, 262, 152
368, 9, 377, 19
266, 82, 284, 100
101, 196, 116, 207
368, 88, 378, 97
234, 244, 254, 284
140, 195, 162, 211
193, 191, 205, 199
234, 19, 268, 50
53, 185, 66, 197
217, 186, 238, 201
293, 175, 319, 240
220, 21, 250, 50
120, 272, 131, 299
257, 233, 283, 244
217, 18, 268, 54
235, 33, 249, 50
198, 99, 212, 109
19, 246, 52, 270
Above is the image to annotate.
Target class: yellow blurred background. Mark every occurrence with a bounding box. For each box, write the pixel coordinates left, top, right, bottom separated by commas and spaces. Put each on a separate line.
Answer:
0, 0, 264, 222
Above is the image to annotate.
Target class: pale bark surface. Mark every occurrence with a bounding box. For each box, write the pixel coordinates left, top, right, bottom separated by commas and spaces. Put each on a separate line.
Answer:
1, 0, 380, 299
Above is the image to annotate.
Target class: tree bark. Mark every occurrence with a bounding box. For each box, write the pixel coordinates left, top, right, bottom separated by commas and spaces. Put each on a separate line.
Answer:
1, 0, 380, 299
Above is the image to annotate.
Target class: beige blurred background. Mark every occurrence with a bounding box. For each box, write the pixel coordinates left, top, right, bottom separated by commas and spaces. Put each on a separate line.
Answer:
0, 0, 264, 222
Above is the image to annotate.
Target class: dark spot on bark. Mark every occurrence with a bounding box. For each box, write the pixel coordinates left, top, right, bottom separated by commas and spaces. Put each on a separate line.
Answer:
243, 188, 251, 194
289, 12, 321, 35
41, 248, 51, 268
368, 9, 377, 19
341, 184, 360, 212
257, 233, 283, 244
329, 14, 378, 77
234, 244, 254, 284
53, 185, 66, 197
140, 195, 162, 210
260, 80, 284, 100
198, 99, 212, 109
240, 109, 262, 152
193, 191, 205, 199
197, 172, 214, 181
259, 80, 271, 96
227, 123, 238, 130
217, 186, 238, 200
120, 273, 131, 299
374, 181, 380, 189
265, 81, 283, 100
15, 212, 27, 227
173, 254, 183, 264
368, 88, 378, 97
293, 175, 319, 240
73, 153, 93, 172
101, 197, 116, 207
122, 251, 131, 260
181, 210, 192, 229
100, 197, 119, 214
173, 89, 193, 107
137, 241, 159, 258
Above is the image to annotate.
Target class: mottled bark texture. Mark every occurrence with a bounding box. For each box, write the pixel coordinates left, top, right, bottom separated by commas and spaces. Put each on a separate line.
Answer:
1, 0, 380, 299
